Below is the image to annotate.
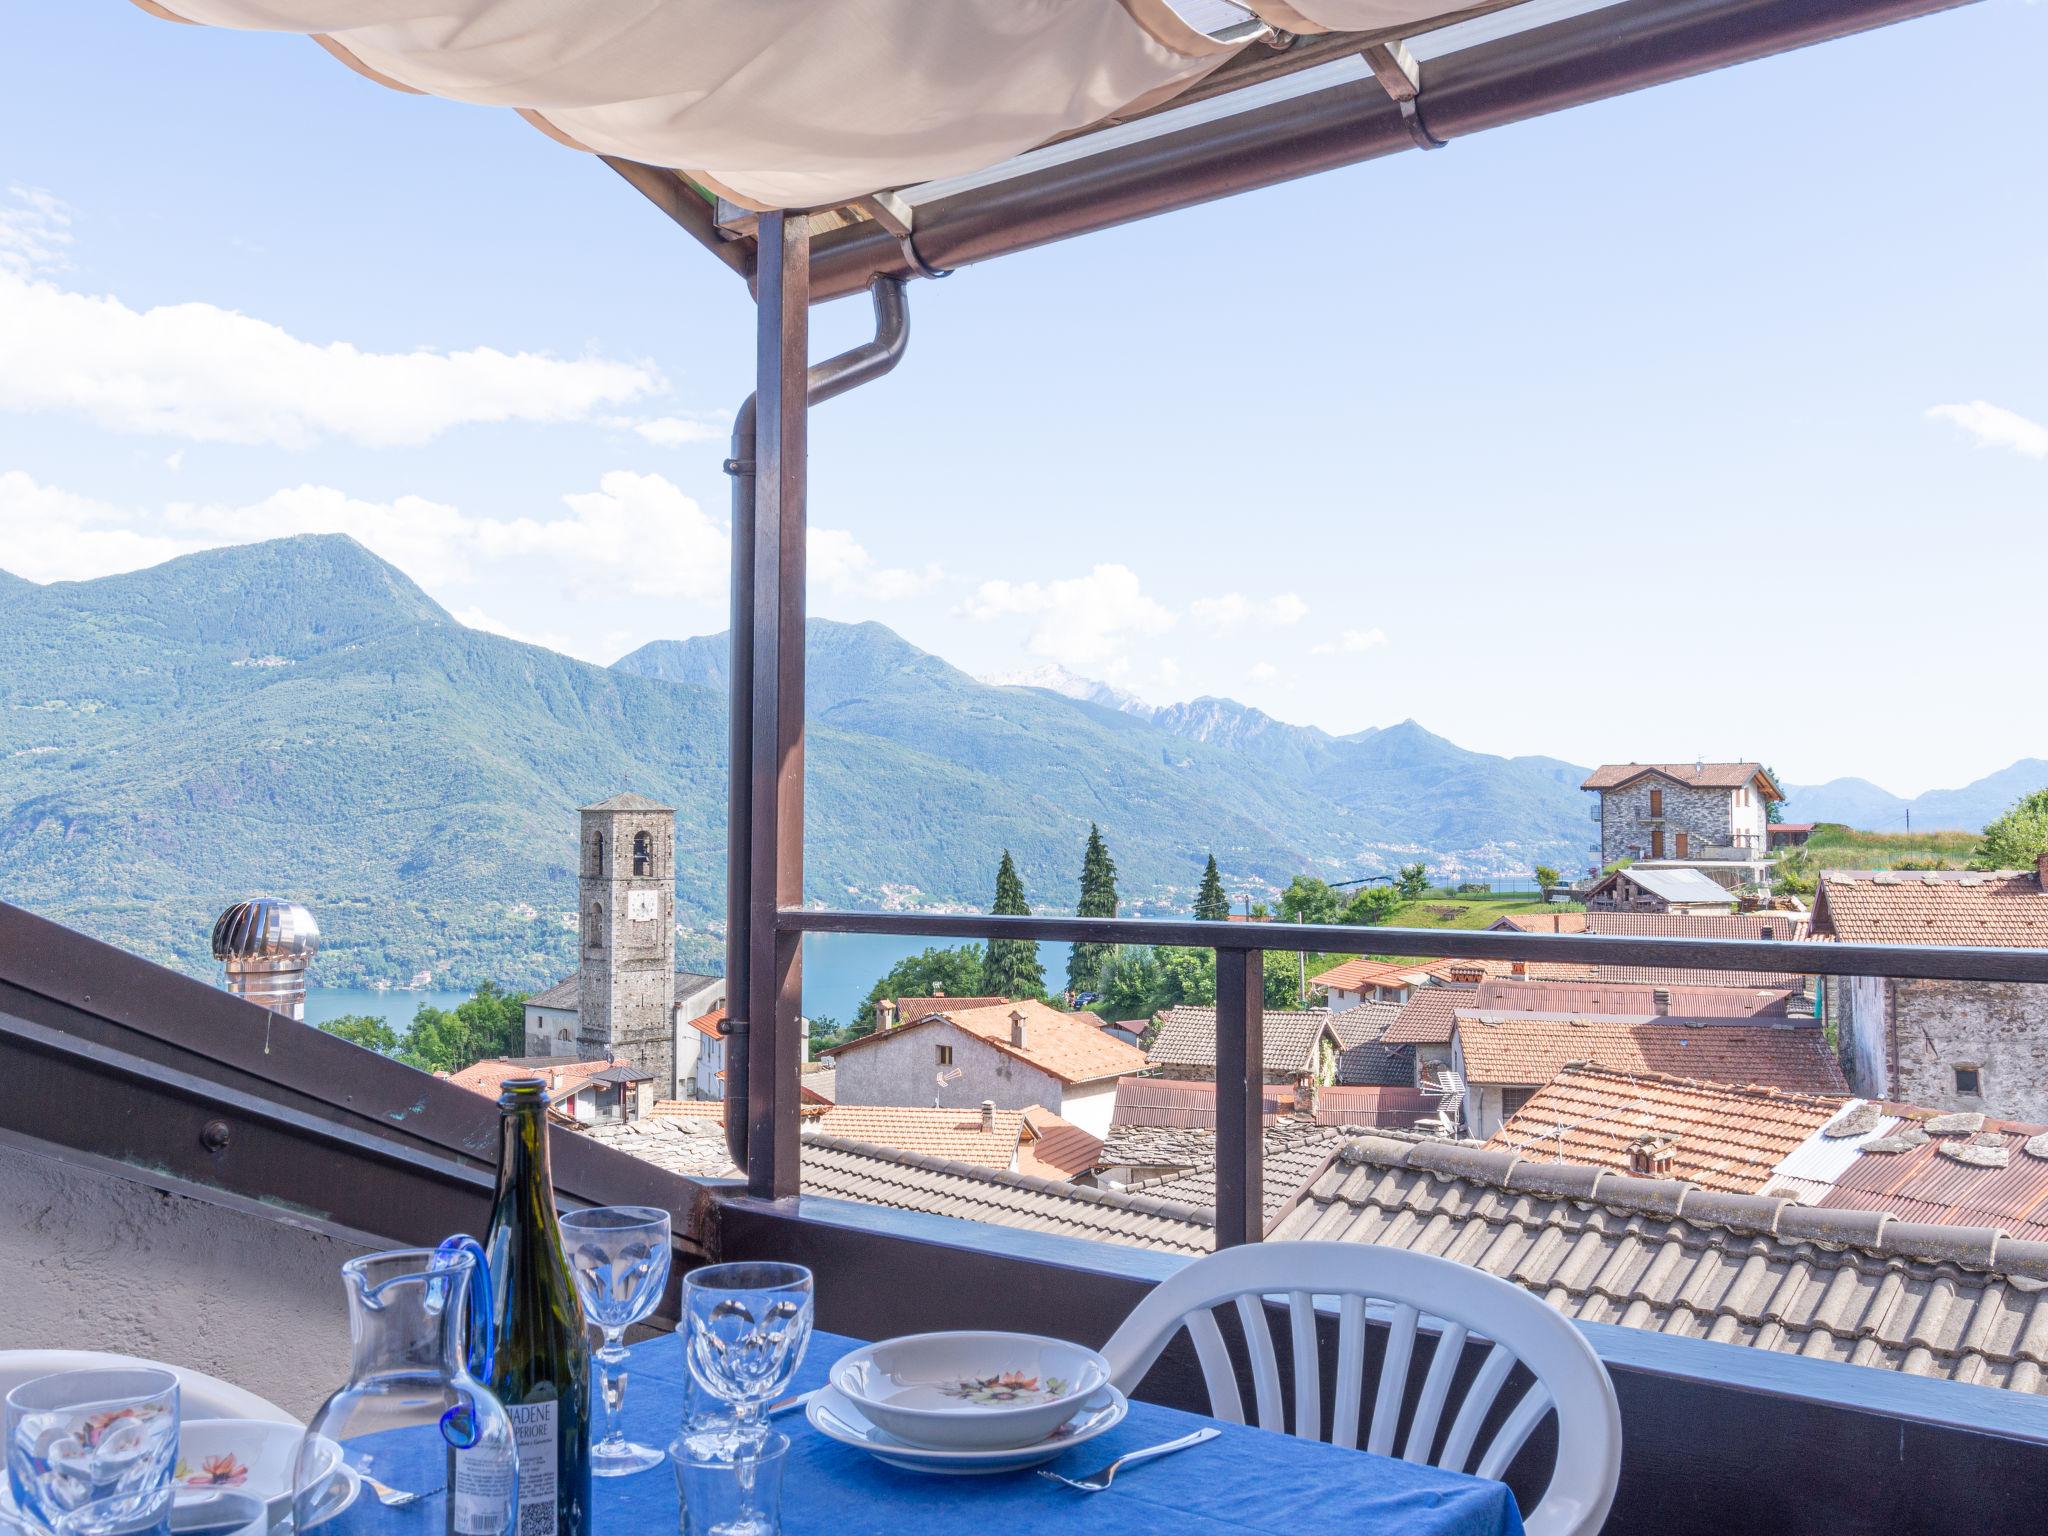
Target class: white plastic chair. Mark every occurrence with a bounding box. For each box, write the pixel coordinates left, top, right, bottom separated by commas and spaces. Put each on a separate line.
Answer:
0, 1351, 297, 1424
1100, 1242, 1621, 1536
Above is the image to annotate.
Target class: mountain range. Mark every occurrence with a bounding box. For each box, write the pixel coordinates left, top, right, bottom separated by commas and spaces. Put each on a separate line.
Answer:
1780, 766, 2047, 835
1, 535, 2034, 990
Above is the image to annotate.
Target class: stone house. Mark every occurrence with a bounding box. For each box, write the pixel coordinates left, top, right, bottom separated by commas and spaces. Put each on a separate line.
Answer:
1582, 761, 1782, 890
1147, 1004, 1351, 1086
1584, 865, 1738, 915
1812, 859, 2048, 1122
822, 999, 1143, 1137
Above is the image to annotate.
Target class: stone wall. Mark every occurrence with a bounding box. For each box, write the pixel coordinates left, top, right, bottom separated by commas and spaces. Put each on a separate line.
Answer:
0, 1143, 361, 1418
578, 805, 678, 1096
1599, 782, 1736, 866
1888, 978, 2048, 1122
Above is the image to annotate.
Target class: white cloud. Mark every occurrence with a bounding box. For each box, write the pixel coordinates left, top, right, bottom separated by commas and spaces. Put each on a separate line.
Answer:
0, 471, 199, 582
962, 563, 1175, 674
810, 527, 942, 602
1312, 627, 1389, 656
1927, 400, 2048, 460
1191, 591, 1309, 631
506, 472, 729, 599
0, 186, 72, 279
631, 413, 727, 447
1248, 661, 1279, 682
452, 606, 582, 656
0, 267, 661, 448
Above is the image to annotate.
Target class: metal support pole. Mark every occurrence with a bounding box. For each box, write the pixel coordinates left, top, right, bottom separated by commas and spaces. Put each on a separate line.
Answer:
1214, 947, 1264, 1248
744, 210, 809, 1200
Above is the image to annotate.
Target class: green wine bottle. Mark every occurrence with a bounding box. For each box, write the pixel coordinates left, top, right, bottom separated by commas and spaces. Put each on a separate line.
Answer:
467, 1078, 592, 1536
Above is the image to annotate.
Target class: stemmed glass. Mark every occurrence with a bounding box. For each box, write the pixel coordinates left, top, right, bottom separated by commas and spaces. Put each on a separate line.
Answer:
682, 1263, 813, 1536
560, 1205, 674, 1477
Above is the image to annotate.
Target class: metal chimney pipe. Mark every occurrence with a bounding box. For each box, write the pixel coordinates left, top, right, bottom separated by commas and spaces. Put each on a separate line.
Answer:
211, 898, 320, 1021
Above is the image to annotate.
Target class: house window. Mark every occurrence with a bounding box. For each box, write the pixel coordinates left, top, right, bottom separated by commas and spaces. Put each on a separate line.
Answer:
1650, 830, 1665, 859
1647, 788, 1663, 817
1955, 1066, 1982, 1096
1502, 1087, 1536, 1118
936, 1045, 954, 1067
591, 831, 604, 875
633, 830, 653, 876
1675, 832, 1689, 858
587, 903, 604, 948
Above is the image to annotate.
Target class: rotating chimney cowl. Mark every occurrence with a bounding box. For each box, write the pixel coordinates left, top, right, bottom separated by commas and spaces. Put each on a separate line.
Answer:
211, 898, 321, 1022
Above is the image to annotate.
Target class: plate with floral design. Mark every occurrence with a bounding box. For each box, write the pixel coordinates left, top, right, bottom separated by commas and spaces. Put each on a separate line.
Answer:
175, 1420, 343, 1527
830, 1332, 1112, 1450
806, 1383, 1127, 1475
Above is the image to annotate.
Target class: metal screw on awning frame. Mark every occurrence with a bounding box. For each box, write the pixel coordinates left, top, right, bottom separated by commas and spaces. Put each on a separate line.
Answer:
201, 1120, 230, 1152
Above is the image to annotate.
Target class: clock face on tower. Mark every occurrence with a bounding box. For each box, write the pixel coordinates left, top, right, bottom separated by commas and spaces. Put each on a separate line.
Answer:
628, 889, 660, 922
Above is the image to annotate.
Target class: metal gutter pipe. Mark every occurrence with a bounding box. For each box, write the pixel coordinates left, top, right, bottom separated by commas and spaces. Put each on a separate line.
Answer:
722, 276, 909, 1171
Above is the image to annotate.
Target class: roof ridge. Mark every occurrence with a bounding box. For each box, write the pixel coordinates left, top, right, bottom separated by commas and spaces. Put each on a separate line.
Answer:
801, 1134, 1216, 1224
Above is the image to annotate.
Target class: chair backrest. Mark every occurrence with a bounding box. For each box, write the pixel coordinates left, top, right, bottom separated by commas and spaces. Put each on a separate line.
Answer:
0, 1351, 298, 1425
1100, 1242, 1620, 1536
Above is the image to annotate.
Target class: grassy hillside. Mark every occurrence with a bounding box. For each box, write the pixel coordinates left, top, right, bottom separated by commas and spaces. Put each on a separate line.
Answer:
1797, 824, 1982, 870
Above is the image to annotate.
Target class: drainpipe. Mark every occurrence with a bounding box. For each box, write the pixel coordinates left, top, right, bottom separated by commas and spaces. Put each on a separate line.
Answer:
722, 275, 910, 1170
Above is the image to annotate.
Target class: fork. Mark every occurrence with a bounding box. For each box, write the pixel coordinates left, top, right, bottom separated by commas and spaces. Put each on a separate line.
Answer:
1035, 1427, 1219, 1492
361, 1476, 427, 1510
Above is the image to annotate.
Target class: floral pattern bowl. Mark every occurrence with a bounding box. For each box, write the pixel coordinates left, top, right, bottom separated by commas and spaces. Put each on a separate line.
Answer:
829, 1332, 1112, 1450
175, 1420, 342, 1526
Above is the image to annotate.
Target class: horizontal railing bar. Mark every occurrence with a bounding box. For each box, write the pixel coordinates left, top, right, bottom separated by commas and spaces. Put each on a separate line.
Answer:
777, 907, 2048, 984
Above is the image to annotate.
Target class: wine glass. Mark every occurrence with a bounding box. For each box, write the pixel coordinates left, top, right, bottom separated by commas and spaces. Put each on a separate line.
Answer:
560, 1205, 674, 1477
682, 1264, 812, 1536
6, 1369, 180, 1536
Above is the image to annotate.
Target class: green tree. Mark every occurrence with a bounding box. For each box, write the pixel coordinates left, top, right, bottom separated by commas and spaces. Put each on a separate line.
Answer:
1340, 885, 1401, 926
807, 1015, 854, 1054
981, 850, 1047, 1000
1098, 949, 1163, 1022
1067, 823, 1120, 996
1772, 847, 1818, 897
318, 1013, 399, 1054
1973, 788, 2048, 871
1533, 864, 1562, 902
1396, 862, 1430, 900
1194, 855, 1231, 921
1153, 946, 1216, 1008
1277, 875, 1341, 925
850, 946, 990, 1038
1764, 766, 1785, 825
396, 982, 529, 1075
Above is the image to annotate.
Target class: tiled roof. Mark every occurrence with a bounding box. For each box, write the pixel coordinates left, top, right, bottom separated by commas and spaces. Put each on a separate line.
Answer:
1810, 870, 2048, 948
1018, 1106, 1105, 1180
827, 1000, 1147, 1086
685, 1006, 726, 1038
1581, 762, 1780, 796
1490, 912, 1590, 934
1585, 912, 1810, 943
527, 975, 579, 1009
1127, 1122, 1339, 1222
1330, 1001, 1414, 1086
581, 791, 672, 812
891, 995, 1007, 1025
1313, 1085, 1436, 1130
805, 1104, 1027, 1168
1488, 1064, 1849, 1193
801, 1135, 1212, 1254
1454, 1013, 1848, 1094
1308, 957, 1440, 993
1817, 1111, 2048, 1241
445, 1055, 621, 1098
1474, 978, 1795, 1018
1270, 1134, 2048, 1394
1110, 1076, 1294, 1130
1148, 1005, 1335, 1076
1381, 984, 1476, 1046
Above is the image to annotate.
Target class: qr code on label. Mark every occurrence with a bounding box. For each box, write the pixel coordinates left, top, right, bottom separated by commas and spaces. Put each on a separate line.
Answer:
520, 1503, 554, 1536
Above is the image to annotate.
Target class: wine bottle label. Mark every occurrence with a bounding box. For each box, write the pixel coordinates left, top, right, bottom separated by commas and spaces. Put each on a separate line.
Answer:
508, 1401, 560, 1536
451, 1436, 516, 1536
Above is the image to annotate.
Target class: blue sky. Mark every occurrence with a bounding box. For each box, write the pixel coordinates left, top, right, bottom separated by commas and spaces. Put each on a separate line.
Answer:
1, 2, 2043, 795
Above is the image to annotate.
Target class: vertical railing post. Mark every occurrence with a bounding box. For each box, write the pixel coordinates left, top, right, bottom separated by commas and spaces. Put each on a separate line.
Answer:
1214, 946, 1264, 1247
745, 211, 809, 1200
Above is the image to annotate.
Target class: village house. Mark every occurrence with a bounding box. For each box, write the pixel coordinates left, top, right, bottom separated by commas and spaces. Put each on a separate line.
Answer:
1584, 865, 1738, 915
1148, 1003, 1353, 1085
1583, 760, 1782, 891
444, 1054, 656, 1125
1308, 957, 1476, 1010
799, 1101, 1102, 1181
822, 998, 1142, 1137
1813, 858, 2048, 1121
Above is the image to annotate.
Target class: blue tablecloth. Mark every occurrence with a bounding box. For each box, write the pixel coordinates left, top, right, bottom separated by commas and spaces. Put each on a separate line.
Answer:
337, 1330, 1523, 1536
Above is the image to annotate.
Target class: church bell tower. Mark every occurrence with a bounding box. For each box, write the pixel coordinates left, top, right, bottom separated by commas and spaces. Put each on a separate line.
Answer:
576, 792, 677, 1095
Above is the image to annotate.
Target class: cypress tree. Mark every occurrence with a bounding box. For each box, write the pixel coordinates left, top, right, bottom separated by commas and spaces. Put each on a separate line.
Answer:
1194, 854, 1230, 921
1066, 823, 1120, 995
981, 850, 1046, 1000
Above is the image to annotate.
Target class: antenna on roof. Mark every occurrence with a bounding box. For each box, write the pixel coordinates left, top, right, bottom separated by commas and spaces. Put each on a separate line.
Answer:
933, 1065, 962, 1107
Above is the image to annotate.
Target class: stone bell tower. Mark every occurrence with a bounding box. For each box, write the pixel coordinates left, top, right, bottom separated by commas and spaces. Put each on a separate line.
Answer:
576, 792, 677, 1094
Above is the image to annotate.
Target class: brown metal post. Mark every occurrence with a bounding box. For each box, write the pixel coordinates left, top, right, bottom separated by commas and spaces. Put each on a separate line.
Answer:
745, 211, 809, 1200
1213, 947, 1264, 1247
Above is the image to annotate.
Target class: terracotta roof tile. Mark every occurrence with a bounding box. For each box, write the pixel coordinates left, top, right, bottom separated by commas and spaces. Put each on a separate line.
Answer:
891, 995, 1007, 1025
1308, 957, 1441, 992
826, 1000, 1147, 1086
1454, 1012, 1847, 1093
685, 1005, 725, 1038
806, 1104, 1026, 1168
1381, 984, 1475, 1045
1585, 911, 1810, 943
1490, 912, 1590, 934
1581, 761, 1781, 796
1017, 1106, 1104, 1180
1811, 870, 2048, 948
1488, 1064, 1847, 1193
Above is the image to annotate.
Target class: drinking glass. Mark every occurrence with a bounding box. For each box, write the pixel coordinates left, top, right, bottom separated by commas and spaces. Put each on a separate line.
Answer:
6, 1370, 180, 1536
560, 1205, 674, 1477
671, 1431, 788, 1536
682, 1264, 812, 1536
51, 1487, 175, 1536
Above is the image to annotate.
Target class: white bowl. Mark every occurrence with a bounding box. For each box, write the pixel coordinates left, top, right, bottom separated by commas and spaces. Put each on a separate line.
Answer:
175, 1419, 341, 1527
829, 1332, 1111, 1450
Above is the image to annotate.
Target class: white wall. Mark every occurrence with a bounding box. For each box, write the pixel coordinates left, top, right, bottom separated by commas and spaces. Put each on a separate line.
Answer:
0, 1143, 363, 1419
1058, 1080, 1118, 1139
832, 1021, 1064, 1117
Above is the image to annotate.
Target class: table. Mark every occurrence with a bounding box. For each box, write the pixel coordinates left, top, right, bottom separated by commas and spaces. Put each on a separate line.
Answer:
339, 1330, 1525, 1536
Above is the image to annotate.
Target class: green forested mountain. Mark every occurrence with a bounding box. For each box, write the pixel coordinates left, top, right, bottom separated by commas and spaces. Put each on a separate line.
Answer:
2, 536, 1589, 987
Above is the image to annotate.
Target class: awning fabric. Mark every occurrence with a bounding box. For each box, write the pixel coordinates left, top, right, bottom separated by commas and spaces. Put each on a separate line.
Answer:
134, 0, 1471, 210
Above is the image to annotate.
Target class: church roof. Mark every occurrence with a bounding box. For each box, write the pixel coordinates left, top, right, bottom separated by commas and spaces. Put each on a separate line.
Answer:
580, 791, 673, 813
528, 976, 580, 1009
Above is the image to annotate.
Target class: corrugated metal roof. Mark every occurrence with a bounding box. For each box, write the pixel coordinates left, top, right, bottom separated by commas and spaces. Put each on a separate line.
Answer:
1595, 866, 1736, 906
1820, 1117, 2048, 1239
1110, 1077, 1292, 1128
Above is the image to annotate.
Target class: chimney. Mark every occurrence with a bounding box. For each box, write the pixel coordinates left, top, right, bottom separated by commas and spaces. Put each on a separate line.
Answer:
1010, 1008, 1028, 1049
1448, 963, 1485, 984
1629, 1135, 1675, 1177
980, 1099, 996, 1134
2037, 850, 2048, 890
932, 986, 947, 998
877, 1000, 898, 1031
211, 898, 320, 1021
1653, 987, 1671, 1016
1297, 1073, 1320, 1119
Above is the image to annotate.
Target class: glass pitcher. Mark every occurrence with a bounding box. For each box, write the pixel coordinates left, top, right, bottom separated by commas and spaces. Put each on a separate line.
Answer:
293, 1237, 518, 1535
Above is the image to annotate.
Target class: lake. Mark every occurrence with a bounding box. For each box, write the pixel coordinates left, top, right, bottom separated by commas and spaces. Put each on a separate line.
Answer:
305, 932, 1071, 1038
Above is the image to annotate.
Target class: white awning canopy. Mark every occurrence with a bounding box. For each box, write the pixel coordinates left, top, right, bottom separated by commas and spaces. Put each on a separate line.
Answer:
135, 0, 1489, 209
